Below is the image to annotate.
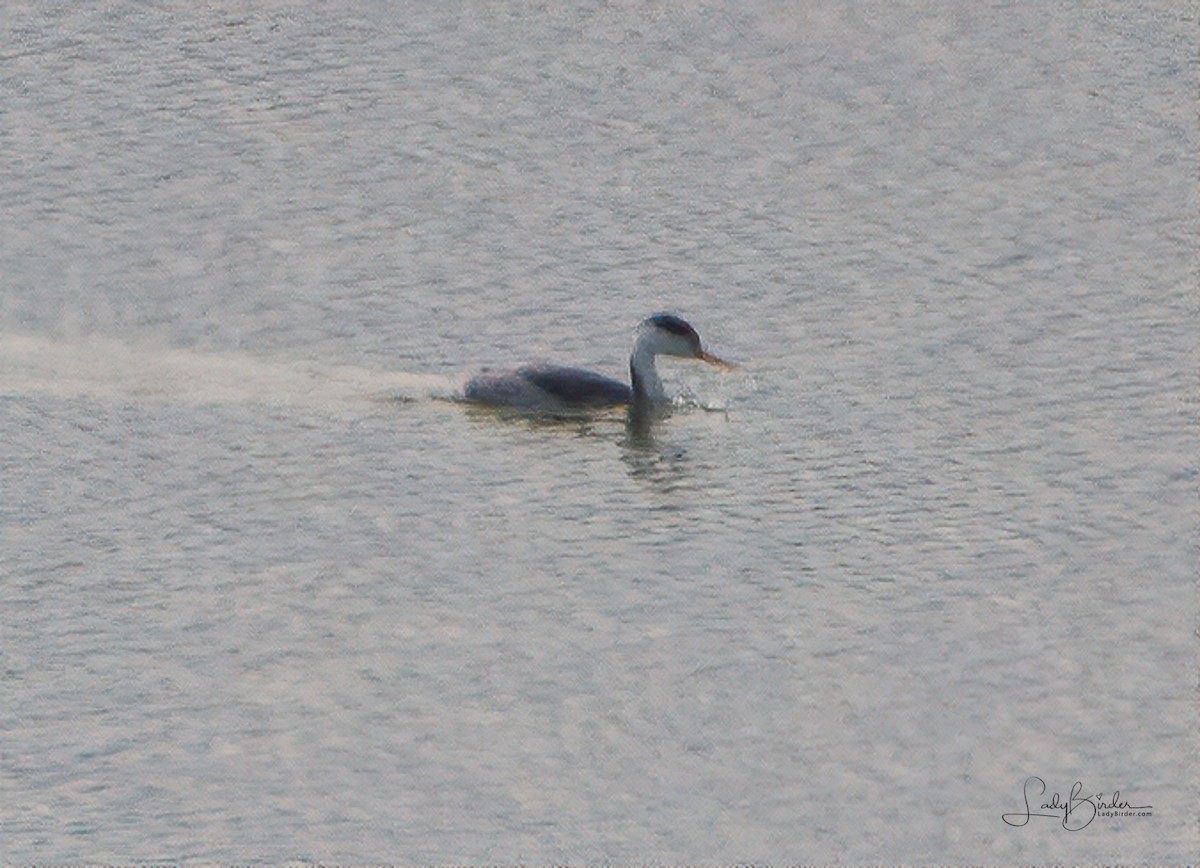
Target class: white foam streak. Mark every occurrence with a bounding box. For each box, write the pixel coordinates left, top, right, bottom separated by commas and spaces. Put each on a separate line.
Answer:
0, 333, 461, 414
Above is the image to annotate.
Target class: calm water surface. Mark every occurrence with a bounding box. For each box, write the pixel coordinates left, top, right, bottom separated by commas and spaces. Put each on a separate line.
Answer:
1, 2, 1195, 864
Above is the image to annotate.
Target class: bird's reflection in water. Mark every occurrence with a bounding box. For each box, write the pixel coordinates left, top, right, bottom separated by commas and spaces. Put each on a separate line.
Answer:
462, 400, 702, 498
620, 405, 695, 497
462, 402, 615, 438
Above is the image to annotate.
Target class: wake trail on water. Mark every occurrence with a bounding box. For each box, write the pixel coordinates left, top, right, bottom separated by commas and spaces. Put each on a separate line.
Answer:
0, 333, 463, 415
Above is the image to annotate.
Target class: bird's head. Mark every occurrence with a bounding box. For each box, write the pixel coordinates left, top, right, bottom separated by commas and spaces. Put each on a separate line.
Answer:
638, 313, 736, 369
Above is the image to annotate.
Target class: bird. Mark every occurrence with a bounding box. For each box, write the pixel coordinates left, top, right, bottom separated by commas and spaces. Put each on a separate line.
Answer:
463, 313, 734, 412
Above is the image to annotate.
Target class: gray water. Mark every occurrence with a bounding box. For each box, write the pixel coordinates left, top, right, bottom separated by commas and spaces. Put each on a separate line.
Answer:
1, 2, 1196, 864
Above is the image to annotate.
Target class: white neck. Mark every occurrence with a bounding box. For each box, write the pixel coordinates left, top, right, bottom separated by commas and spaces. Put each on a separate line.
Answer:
629, 340, 666, 405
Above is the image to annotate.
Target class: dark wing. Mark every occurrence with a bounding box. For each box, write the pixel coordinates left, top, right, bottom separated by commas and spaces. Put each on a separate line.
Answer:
517, 363, 632, 407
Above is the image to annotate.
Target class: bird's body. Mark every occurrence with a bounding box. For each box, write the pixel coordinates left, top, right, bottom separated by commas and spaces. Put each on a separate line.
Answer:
464, 313, 733, 413
465, 362, 633, 409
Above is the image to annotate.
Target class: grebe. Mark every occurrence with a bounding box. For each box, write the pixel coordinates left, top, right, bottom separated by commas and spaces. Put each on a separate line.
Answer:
464, 313, 734, 411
